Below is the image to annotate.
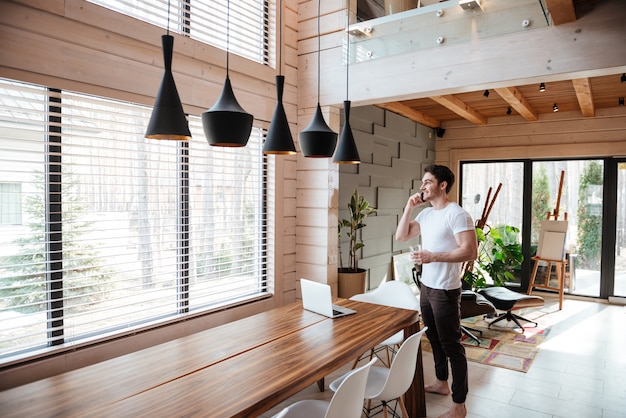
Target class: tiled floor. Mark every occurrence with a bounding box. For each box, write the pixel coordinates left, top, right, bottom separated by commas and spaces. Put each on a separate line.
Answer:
261, 293, 626, 418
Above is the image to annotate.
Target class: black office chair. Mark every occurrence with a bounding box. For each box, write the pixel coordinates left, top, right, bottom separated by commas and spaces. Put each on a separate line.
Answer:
460, 290, 497, 343
478, 287, 544, 332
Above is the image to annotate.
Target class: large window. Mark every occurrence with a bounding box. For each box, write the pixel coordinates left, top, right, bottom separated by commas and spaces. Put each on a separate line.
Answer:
87, 0, 271, 65
461, 158, 622, 300
531, 160, 604, 298
0, 78, 267, 361
461, 161, 524, 285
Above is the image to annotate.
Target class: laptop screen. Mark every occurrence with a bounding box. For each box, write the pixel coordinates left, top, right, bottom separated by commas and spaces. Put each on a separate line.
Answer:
301, 279, 334, 317
300, 279, 356, 318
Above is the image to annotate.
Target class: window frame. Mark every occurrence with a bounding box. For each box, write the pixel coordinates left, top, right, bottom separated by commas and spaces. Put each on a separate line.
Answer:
0, 78, 270, 363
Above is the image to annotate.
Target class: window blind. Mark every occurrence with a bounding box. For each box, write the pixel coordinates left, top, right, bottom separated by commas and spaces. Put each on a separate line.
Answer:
0, 78, 267, 361
87, 0, 270, 65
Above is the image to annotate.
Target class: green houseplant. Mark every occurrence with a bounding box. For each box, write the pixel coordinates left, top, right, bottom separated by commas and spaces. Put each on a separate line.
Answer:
463, 225, 524, 290
337, 188, 377, 297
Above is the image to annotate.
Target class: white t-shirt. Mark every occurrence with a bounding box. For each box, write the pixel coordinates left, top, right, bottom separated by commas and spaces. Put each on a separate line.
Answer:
415, 202, 474, 290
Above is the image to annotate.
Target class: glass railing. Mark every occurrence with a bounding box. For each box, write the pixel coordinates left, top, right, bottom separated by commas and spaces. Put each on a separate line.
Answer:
349, 0, 549, 63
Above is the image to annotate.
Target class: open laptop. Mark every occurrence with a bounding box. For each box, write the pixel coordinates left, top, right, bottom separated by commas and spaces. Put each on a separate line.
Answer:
300, 278, 356, 318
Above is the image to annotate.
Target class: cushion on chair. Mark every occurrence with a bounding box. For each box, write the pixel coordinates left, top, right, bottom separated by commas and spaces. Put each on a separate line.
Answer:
478, 287, 544, 311
461, 290, 496, 319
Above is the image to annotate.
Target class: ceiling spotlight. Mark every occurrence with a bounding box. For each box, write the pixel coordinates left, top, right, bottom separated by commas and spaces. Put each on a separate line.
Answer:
506, 107, 512, 115
619, 97, 625, 106
553, 103, 559, 112
483, 89, 490, 97
539, 82, 546, 92
459, 0, 483, 11
621, 73, 626, 83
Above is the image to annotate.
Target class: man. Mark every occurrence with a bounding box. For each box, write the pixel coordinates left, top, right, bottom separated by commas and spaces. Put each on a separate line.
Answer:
395, 164, 477, 418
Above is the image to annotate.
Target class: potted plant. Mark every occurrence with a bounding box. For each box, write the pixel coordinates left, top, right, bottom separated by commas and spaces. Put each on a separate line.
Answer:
463, 225, 524, 290
338, 188, 377, 298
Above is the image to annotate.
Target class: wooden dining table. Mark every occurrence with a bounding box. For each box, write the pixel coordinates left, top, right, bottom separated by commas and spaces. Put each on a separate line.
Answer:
0, 298, 424, 418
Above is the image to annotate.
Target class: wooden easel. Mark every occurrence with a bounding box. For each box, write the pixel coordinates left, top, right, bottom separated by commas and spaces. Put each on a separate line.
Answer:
527, 170, 568, 310
462, 183, 502, 280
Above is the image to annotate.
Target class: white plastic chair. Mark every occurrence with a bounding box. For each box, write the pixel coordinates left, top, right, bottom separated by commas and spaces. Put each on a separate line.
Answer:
329, 328, 427, 418
350, 280, 420, 367
271, 358, 377, 418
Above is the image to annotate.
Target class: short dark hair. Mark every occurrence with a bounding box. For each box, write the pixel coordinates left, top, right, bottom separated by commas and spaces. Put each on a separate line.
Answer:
424, 164, 455, 194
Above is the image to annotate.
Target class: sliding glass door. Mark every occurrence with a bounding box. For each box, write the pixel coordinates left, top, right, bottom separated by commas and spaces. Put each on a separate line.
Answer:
614, 161, 626, 298
461, 158, 623, 301
531, 160, 603, 298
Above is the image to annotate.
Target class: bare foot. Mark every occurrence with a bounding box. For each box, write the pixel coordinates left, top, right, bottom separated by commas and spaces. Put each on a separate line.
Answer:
438, 402, 467, 418
424, 379, 451, 395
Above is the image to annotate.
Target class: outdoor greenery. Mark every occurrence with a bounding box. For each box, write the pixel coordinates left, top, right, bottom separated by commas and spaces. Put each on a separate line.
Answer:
463, 225, 524, 289
532, 165, 552, 243
338, 188, 377, 272
577, 161, 603, 269
0, 173, 110, 313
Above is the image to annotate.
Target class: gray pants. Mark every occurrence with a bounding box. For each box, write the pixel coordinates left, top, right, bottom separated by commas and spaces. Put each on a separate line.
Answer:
419, 285, 468, 404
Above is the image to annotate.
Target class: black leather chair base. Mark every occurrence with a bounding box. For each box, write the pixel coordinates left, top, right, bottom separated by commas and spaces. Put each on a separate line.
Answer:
478, 287, 544, 333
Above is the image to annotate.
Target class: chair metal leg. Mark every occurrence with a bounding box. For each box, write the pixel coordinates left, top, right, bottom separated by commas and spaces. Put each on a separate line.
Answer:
488, 311, 538, 332
461, 325, 482, 344
351, 347, 376, 369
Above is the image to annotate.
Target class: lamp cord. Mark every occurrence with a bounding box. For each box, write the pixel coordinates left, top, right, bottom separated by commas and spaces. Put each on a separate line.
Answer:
278, 0, 282, 74
316, 0, 321, 102
166, 0, 171, 35
226, 0, 231, 76
346, 0, 350, 100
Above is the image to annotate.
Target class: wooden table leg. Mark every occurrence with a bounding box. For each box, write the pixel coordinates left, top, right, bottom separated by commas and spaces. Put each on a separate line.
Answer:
317, 377, 324, 392
404, 321, 426, 417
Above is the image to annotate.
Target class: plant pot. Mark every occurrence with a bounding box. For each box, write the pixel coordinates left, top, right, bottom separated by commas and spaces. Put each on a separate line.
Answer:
338, 268, 367, 299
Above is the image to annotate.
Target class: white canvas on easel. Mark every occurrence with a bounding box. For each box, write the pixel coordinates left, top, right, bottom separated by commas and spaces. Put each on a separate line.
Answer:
539, 231, 567, 260
537, 219, 568, 261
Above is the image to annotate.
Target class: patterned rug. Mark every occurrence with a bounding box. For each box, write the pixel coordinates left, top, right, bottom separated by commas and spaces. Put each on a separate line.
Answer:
421, 316, 551, 373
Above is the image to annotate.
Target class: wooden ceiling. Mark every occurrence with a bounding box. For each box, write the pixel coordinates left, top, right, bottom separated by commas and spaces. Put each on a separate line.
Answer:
372, 0, 626, 129
378, 74, 626, 128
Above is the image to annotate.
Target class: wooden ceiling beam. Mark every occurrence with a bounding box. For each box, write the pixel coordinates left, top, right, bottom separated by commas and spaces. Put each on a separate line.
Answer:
495, 86, 539, 121
572, 77, 595, 117
544, 0, 577, 25
376, 102, 441, 128
430, 95, 487, 125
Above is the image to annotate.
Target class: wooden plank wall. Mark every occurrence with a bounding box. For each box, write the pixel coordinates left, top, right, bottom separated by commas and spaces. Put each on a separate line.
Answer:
294, 0, 347, 295
0, 0, 299, 385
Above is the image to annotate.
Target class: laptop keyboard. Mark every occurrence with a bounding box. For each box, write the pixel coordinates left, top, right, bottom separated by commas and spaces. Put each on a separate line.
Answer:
332, 309, 343, 316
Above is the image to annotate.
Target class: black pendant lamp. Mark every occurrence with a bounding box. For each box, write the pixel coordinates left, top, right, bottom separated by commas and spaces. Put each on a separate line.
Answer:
202, 0, 253, 147
298, 0, 338, 158
333, 2, 360, 164
145, 0, 191, 140
333, 100, 360, 163
263, 0, 296, 155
